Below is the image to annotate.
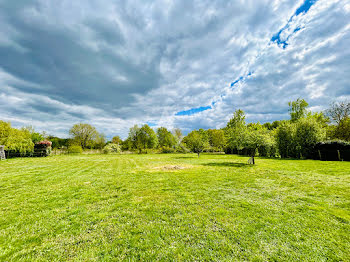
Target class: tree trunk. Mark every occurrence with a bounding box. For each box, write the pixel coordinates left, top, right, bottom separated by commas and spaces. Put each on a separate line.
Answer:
197, 152, 200, 157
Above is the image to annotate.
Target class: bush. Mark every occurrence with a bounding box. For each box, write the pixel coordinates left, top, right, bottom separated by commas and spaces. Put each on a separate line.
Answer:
103, 143, 121, 154
313, 140, 350, 161
175, 143, 190, 153
68, 145, 83, 154
160, 146, 175, 153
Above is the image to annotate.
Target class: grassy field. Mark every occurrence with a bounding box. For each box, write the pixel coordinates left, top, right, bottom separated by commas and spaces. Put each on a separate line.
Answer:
0, 154, 349, 261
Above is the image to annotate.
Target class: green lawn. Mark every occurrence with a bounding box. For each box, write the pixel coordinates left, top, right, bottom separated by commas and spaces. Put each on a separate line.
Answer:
0, 154, 349, 261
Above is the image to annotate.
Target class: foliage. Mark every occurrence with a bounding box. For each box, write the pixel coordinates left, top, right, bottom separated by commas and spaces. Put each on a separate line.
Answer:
47, 136, 70, 149
0, 121, 34, 153
275, 118, 325, 159
125, 125, 158, 153
160, 146, 175, 153
183, 130, 208, 156
94, 133, 106, 149
22, 126, 45, 144
126, 125, 140, 150
226, 109, 245, 128
112, 136, 123, 145
289, 98, 309, 122
68, 145, 83, 154
157, 127, 176, 148
103, 143, 121, 154
175, 143, 190, 153
328, 117, 350, 141
207, 129, 226, 151
227, 124, 275, 163
294, 117, 326, 158
69, 123, 98, 149
137, 125, 158, 152
275, 122, 296, 158
0, 121, 12, 145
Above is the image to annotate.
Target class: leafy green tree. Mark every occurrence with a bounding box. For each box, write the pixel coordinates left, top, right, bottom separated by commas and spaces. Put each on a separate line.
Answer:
112, 136, 123, 145
242, 128, 272, 164
207, 129, 226, 151
275, 122, 296, 158
127, 125, 141, 150
0, 121, 34, 154
22, 126, 44, 144
227, 125, 273, 164
69, 123, 98, 149
289, 98, 309, 121
226, 109, 246, 128
307, 111, 330, 127
225, 109, 247, 154
0, 121, 12, 145
47, 136, 69, 149
95, 133, 106, 149
262, 122, 273, 130
138, 124, 158, 153
294, 118, 326, 158
183, 130, 208, 157
330, 117, 350, 141
157, 127, 176, 148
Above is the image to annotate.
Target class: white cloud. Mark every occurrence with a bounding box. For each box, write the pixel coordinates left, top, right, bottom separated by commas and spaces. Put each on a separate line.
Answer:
0, 0, 349, 138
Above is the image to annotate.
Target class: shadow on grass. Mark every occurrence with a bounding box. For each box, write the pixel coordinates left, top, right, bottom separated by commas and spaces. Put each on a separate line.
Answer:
173, 156, 196, 159
202, 162, 253, 168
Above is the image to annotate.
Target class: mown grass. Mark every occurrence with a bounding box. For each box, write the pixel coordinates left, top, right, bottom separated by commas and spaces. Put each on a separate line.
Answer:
0, 154, 349, 261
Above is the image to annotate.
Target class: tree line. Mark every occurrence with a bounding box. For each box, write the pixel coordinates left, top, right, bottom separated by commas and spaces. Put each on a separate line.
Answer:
1, 99, 349, 161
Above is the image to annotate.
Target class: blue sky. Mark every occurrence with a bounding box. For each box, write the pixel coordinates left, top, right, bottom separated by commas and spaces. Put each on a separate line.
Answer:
0, 0, 349, 138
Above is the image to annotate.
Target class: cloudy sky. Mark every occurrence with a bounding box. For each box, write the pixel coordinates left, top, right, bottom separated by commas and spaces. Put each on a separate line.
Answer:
0, 0, 349, 138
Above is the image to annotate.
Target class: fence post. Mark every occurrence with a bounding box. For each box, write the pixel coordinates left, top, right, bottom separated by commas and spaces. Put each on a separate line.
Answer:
0, 145, 5, 160
337, 150, 341, 161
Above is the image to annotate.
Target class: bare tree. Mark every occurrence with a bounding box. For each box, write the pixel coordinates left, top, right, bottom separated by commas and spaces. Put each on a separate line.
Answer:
326, 101, 350, 124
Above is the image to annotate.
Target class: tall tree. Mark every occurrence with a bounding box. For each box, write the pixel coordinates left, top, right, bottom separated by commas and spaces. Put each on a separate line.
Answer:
69, 123, 98, 149
137, 124, 158, 152
207, 129, 226, 151
157, 127, 176, 148
288, 98, 308, 122
95, 133, 106, 149
226, 109, 246, 128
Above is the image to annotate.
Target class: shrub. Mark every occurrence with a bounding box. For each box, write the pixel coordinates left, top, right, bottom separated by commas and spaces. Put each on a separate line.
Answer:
68, 145, 83, 154
160, 146, 175, 153
313, 140, 350, 161
175, 143, 190, 153
103, 143, 121, 154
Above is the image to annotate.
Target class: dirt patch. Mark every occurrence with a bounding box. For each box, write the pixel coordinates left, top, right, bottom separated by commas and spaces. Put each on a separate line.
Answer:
154, 165, 187, 171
